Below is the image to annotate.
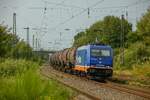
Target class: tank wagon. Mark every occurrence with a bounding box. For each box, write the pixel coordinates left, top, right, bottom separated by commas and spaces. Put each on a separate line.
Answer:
49, 44, 113, 79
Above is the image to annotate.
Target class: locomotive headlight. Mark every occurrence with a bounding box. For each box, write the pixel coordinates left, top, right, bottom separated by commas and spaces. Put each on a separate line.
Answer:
106, 66, 110, 68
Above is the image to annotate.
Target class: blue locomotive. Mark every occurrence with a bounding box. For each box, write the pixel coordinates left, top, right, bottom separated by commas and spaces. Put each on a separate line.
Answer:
74, 44, 113, 78
49, 44, 113, 79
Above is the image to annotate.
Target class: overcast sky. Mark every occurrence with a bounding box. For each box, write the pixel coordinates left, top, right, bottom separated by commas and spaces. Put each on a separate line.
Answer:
0, 0, 150, 50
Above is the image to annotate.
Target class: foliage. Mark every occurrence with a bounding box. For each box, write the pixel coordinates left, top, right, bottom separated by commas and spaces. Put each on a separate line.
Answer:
0, 25, 18, 57
0, 59, 74, 100
0, 23, 73, 99
0, 70, 73, 100
73, 16, 132, 48
73, 31, 88, 47
73, 10, 150, 87
0, 25, 42, 62
137, 9, 150, 34
126, 31, 141, 47
115, 42, 150, 69
117, 9, 150, 67
114, 61, 150, 87
11, 41, 32, 59
113, 9, 150, 87
0, 59, 38, 77
132, 62, 150, 78
137, 8, 150, 46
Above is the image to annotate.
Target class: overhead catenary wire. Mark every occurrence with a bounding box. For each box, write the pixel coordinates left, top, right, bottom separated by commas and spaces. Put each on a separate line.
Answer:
34, 0, 51, 49
38, 0, 150, 39
45, 1, 85, 9
41, 1, 127, 42
28, 0, 150, 49
48, 0, 105, 31
47, 0, 150, 32
93, 0, 149, 9
38, 0, 69, 48
26, 0, 150, 18
40, 0, 105, 40
50, 0, 149, 50
39, 0, 106, 49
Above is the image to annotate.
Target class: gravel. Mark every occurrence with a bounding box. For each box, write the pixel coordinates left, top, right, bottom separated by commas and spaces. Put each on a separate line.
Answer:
41, 66, 149, 100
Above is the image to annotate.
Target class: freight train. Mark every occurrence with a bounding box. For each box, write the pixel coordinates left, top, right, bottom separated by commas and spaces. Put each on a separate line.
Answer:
49, 43, 113, 79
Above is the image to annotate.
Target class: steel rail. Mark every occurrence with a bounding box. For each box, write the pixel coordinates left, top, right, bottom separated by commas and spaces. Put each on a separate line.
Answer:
40, 68, 100, 100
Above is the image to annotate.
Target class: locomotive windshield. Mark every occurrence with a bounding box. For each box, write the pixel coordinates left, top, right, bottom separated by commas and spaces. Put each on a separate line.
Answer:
91, 49, 110, 57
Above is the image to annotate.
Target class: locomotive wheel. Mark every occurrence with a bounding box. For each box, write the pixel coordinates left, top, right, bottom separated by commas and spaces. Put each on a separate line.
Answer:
73, 70, 78, 75
71, 70, 76, 75
77, 71, 81, 76
80, 72, 86, 77
63, 68, 66, 72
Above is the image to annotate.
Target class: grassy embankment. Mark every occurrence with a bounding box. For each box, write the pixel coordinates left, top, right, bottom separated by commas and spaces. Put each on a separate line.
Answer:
113, 44, 150, 88
114, 62, 150, 88
0, 59, 74, 100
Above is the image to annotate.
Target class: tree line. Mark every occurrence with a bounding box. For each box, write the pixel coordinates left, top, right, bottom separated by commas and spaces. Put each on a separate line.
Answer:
73, 8, 150, 68
0, 25, 40, 62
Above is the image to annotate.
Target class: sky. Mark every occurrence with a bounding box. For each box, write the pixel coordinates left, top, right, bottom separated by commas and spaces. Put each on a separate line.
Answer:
0, 0, 150, 50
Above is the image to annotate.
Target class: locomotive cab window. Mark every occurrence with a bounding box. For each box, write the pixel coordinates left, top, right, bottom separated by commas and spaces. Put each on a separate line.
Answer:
91, 49, 110, 57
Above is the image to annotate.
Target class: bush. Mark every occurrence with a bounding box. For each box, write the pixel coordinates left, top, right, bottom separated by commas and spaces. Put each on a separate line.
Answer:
0, 70, 73, 100
114, 42, 150, 69
132, 62, 150, 78
0, 59, 39, 77
0, 59, 74, 100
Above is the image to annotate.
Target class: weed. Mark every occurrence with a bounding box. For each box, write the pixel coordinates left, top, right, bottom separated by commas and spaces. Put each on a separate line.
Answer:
0, 59, 74, 100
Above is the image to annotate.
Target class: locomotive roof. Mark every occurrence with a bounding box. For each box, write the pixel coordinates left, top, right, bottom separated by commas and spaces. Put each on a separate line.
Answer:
77, 44, 111, 50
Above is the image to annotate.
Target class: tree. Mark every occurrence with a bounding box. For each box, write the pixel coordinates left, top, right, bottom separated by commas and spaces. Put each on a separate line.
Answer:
73, 31, 90, 47
73, 16, 132, 48
0, 25, 18, 57
11, 40, 33, 59
137, 8, 150, 46
0, 24, 33, 59
115, 8, 150, 68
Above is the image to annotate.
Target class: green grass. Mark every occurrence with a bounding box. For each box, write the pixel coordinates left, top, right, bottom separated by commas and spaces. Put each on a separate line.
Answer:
113, 42, 150, 88
114, 62, 150, 88
0, 59, 74, 100
0, 70, 74, 100
0, 59, 39, 77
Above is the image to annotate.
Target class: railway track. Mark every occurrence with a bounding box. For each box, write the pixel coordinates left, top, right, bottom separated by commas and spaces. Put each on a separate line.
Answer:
40, 65, 150, 100
40, 70, 100, 100
78, 77, 150, 100
90, 80, 150, 99
104, 81, 150, 99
